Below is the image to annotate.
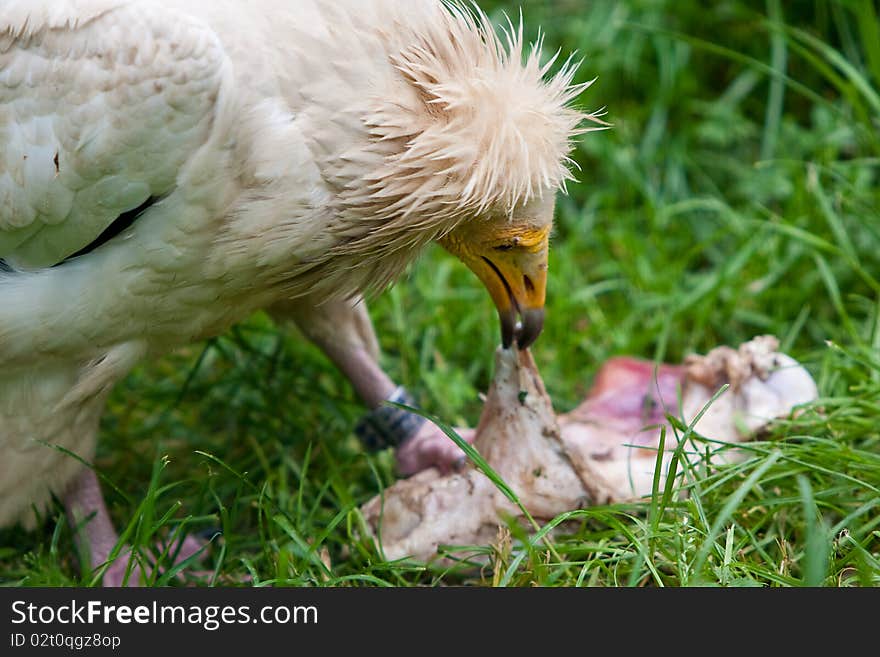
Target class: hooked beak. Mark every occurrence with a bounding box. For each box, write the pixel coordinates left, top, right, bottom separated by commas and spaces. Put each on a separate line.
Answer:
478, 254, 546, 349
457, 228, 549, 350
439, 226, 549, 350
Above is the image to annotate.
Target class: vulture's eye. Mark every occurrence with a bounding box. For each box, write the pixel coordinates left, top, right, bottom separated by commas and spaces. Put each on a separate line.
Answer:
494, 237, 521, 252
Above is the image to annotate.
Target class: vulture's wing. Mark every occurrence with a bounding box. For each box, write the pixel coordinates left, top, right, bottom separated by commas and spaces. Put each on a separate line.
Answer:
0, 1, 228, 269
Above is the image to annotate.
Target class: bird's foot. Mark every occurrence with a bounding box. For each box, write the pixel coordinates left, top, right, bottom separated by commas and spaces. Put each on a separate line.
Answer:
395, 421, 476, 477
98, 533, 212, 587
65, 467, 219, 586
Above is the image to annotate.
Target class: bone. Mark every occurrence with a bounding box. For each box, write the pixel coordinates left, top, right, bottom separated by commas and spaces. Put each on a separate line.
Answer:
361, 336, 818, 562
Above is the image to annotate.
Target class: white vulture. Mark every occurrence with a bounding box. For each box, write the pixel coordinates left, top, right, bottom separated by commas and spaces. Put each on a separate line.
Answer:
0, 0, 600, 583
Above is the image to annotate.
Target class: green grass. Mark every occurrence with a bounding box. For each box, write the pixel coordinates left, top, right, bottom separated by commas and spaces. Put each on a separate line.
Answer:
2, 0, 879, 587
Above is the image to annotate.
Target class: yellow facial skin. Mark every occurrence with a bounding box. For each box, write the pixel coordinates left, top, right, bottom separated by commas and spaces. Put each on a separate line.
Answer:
440, 221, 550, 349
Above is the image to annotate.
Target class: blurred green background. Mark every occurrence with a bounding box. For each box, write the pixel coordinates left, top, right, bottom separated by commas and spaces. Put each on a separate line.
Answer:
2, 0, 878, 586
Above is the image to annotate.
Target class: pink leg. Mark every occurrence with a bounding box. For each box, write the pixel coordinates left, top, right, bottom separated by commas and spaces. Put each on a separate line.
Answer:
273, 296, 476, 476
64, 468, 206, 586
395, 425, 476, 476
322, 339, 476, 476
63, 467, 135, 586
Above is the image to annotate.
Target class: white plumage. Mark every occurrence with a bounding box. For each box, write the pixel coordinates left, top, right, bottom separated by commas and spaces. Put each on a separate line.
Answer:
0, 0, 598, 579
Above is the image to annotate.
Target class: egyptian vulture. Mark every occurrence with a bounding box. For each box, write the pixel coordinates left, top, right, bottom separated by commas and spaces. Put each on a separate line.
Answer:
0, 0, 599, 583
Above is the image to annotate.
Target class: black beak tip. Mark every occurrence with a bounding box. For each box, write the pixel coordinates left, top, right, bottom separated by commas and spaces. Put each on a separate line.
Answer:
500, 323, 515, 349
499, 306, 517, 350
515, 308, 545, 350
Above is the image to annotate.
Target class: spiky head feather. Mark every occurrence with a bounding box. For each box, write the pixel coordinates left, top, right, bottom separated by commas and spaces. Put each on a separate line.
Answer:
357, 2, 606, 224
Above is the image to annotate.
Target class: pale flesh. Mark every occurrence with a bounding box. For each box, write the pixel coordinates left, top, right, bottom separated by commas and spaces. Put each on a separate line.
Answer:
361, 336, 818, 562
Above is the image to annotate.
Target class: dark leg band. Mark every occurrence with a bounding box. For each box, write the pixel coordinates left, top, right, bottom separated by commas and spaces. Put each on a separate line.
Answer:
355, 386, 427, 451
